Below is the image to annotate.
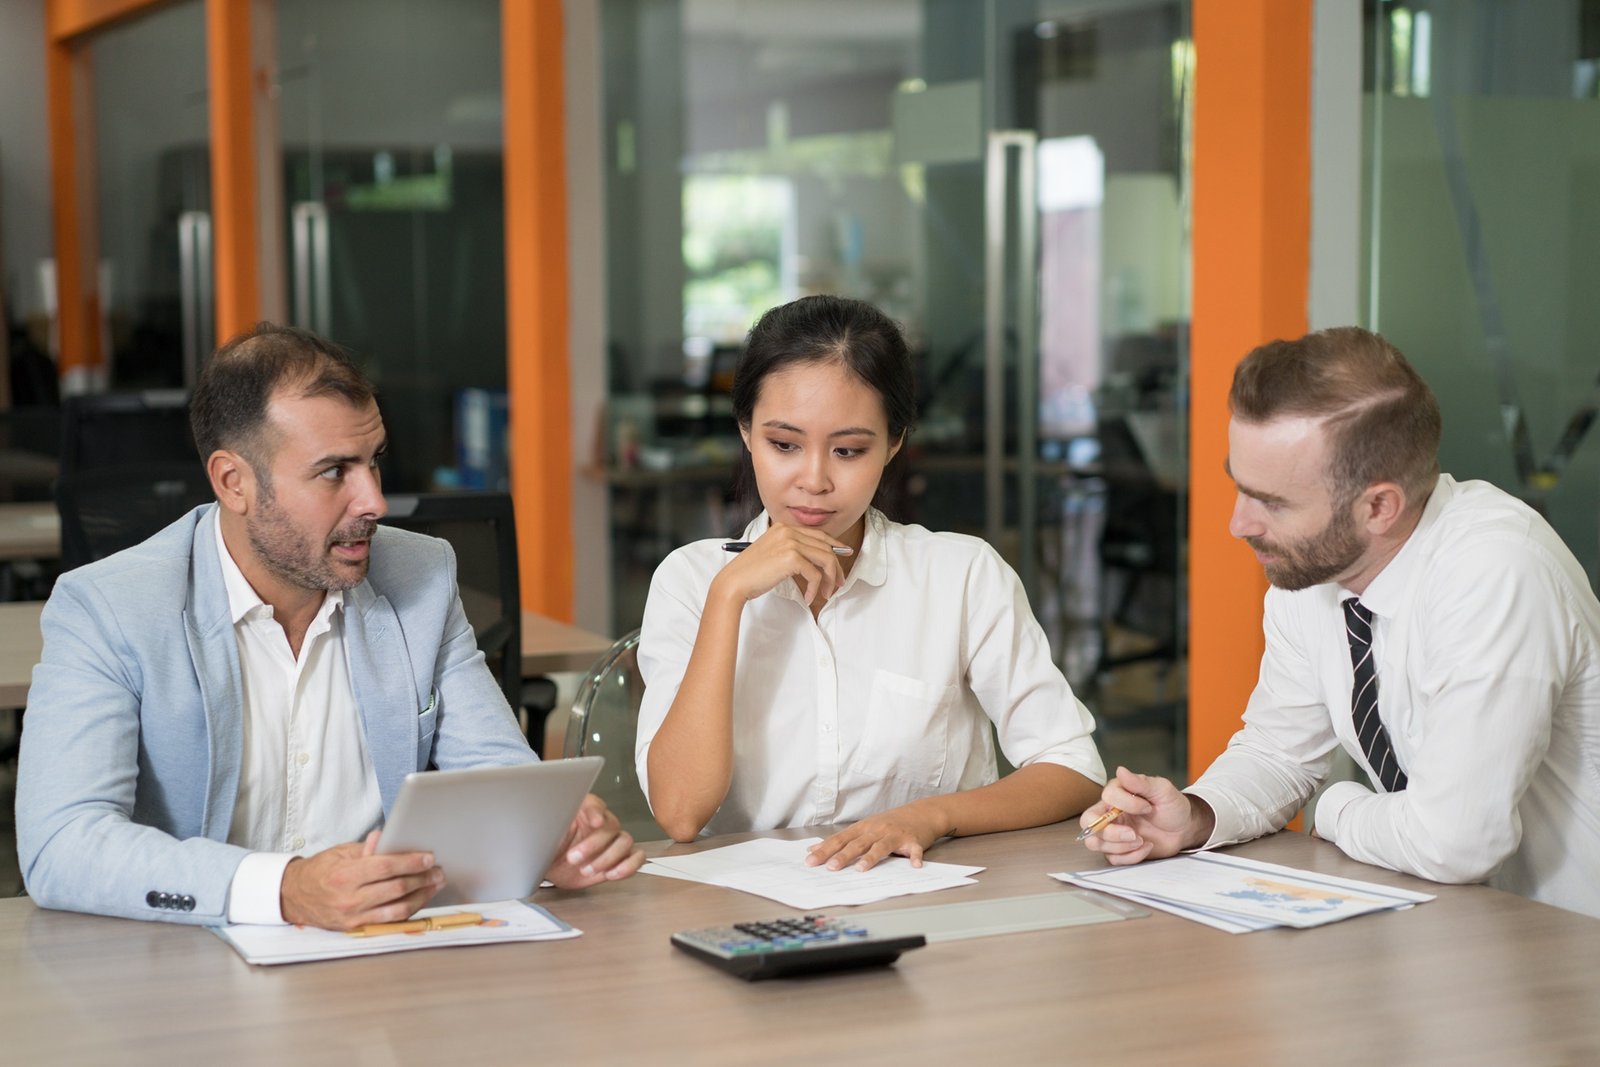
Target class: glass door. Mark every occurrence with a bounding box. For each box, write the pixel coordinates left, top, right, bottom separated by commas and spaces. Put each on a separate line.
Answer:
86, 0, 212, 390
274, 0, 508, 493
597, 0, 1190, 771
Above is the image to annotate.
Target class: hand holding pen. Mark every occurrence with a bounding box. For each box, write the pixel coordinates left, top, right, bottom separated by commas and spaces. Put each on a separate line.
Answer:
710, 524, 855, 608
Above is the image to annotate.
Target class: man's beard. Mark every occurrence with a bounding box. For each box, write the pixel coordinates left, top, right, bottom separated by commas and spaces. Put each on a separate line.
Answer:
247, 482, 376, 593
1245, 506, 1365, 592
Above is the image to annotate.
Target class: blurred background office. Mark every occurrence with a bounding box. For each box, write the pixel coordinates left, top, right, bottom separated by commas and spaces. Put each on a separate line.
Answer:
1, 1, 1598, 891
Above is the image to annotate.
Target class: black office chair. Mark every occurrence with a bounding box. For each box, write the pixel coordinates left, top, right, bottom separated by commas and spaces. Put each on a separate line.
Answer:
379, 492, 542, 728
55, 461, 216, 570
58, 391, 195, 476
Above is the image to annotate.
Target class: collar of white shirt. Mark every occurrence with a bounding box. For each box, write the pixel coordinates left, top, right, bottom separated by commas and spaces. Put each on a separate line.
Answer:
212, 508, 344, 630
1342, 473, 1454, 621
741, 507, 890, 602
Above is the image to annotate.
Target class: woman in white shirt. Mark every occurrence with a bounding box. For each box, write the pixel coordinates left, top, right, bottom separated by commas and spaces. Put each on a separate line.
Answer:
636, 295, 1106, 869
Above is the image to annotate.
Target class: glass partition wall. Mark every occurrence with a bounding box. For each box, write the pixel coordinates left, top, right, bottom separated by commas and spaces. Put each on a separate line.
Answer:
88, 1, 211, 391
1365, 0, 1600, 589
598, 0, 1192, 778
275, 0, 509, 493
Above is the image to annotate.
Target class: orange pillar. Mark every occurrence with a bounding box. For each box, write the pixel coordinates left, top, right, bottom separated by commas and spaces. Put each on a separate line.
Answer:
44, 30, 99, 379
1188, 0, 1312, 781
206, 0, 260, 337
502, 0, 575, 620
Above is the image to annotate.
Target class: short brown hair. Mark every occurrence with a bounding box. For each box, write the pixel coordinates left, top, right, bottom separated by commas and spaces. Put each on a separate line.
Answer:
190, 323, 374, 472
1230, 326, 1441, 509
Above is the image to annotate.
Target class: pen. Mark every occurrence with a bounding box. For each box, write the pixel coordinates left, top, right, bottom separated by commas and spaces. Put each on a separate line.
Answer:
722, 541, 854, 555
347, 911, 484, 938
1075, 807, 1123, 843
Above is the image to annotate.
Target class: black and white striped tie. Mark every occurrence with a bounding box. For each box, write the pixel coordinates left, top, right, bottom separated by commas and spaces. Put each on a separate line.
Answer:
1343, 598, 1408, 793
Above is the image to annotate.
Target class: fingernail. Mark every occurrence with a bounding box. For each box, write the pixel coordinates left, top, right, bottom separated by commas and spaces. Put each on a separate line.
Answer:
567, 848, 583, 864
581, 864, 595, 877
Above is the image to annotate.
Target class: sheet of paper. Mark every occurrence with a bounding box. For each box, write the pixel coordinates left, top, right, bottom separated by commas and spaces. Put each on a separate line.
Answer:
1049, 875, 1268, 933
212, 899, 580, 966
1052, 853, 1433, 931
643, 837, 984, 909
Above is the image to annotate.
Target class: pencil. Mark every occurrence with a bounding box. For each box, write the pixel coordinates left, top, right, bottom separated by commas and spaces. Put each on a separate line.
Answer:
1075, 807, 1123, 843
347, 911, 485, 937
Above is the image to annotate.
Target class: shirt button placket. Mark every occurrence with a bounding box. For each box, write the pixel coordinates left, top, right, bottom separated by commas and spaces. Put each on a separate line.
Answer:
813, 624, 839, 822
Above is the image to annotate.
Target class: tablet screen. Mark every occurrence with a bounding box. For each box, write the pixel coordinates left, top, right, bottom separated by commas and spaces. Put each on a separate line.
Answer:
377, 756, 604, 905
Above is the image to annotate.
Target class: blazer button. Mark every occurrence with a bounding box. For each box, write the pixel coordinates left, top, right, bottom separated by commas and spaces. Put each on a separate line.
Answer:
146, 891, 160, 908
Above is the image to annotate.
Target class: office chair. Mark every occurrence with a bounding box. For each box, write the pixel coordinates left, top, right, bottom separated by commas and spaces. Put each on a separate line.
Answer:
563, 629, 662, 841
379, 492, 534, 724
55, 462, 215, 570
59, 391, 195, 476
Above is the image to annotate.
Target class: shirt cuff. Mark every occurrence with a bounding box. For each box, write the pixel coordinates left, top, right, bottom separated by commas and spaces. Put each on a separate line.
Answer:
1312, 780, 1370, 843
226, 852, 295, 925
1180, 785, 1236, 851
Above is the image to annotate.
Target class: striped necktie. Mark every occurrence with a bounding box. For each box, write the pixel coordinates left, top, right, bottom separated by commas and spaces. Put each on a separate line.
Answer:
1342, 598, 1409, 793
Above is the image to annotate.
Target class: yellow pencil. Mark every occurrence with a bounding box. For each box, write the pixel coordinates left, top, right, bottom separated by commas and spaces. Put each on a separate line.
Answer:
347, 911, 485, 938
1075, 807, 1123, 843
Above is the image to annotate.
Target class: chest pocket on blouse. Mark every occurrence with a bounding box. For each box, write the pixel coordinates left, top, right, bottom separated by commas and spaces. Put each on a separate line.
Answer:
850, 670, 956, 793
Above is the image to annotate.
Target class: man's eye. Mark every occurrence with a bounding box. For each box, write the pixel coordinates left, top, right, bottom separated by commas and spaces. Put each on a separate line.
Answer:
320, 466, 344, 481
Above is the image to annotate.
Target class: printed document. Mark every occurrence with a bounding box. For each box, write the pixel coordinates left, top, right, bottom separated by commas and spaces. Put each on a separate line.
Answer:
213, 899, 580, 965
643, 837, 984, 908
1051, 852, 1434, 933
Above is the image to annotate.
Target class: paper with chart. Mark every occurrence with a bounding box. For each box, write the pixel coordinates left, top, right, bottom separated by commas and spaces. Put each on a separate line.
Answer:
212, 899, 581, 965
642, 837, 984, 908
1052, 852, 1434, 932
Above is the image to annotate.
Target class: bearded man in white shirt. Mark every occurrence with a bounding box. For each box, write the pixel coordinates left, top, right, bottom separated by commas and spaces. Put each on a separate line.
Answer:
1079, 326, 1600, 918
17, 323, 643, 929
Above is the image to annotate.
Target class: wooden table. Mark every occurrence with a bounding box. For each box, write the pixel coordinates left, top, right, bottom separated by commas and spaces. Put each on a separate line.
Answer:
3, 825, 1598, 1064
0, 603, 611, 709
0, 501, 59, 562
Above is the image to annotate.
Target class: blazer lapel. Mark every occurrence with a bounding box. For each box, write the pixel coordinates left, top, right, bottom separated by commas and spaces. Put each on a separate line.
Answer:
185, 507, 244, 841
344, 583, 423, 814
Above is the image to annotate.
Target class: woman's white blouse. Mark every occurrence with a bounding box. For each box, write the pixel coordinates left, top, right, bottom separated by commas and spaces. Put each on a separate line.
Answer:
635, 509, 1106, 835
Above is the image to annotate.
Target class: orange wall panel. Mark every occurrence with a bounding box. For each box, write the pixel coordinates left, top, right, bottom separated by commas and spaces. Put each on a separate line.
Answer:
502, 0, 575, 621
1188, 0, 1312, 780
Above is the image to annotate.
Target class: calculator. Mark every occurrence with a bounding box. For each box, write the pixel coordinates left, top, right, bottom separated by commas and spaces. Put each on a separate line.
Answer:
670, 914, 927, 981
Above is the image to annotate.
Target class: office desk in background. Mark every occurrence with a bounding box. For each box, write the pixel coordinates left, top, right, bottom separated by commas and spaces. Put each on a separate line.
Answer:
3, 825, 1597, 1064
0, 603, 612, 709
0, 502, 59, 562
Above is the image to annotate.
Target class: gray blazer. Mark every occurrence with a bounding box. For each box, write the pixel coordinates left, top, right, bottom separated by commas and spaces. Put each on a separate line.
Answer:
15, 504, 535, 924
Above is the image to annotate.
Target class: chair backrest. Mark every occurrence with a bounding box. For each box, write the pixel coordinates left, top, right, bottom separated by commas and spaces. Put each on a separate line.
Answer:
380, 491, 521, 711
60, 391, 195, 477
564, 629, 661, 841
55, 462, 215, 569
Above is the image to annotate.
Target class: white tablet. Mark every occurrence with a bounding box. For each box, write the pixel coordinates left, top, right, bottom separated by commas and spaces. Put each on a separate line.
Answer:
377, 756, 605, 905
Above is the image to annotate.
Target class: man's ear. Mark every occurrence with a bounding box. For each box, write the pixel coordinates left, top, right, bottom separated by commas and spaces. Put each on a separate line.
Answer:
208, 450, 254, 516
1358, 481, 1407, 535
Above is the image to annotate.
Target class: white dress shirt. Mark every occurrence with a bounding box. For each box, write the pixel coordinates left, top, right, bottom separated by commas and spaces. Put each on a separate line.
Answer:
216, 512, 383, 923
636, 509, 1106, 836
1188, 475, 1600, 917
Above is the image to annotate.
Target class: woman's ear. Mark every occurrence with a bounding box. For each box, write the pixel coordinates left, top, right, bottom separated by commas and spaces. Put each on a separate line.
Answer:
738, 422, 752, 452
886, 433, 905, 464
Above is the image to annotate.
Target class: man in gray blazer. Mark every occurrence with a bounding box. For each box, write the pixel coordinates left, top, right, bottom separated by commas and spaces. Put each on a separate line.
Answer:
16, 323, 643, 929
